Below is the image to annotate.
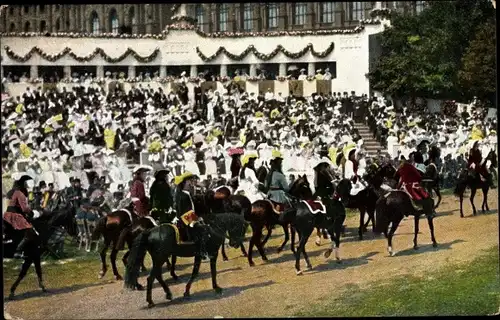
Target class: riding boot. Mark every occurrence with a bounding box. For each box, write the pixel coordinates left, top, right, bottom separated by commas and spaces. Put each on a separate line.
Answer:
14, 229, 33, 259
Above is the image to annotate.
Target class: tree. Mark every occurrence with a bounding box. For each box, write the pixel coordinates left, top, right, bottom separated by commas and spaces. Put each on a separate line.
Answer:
458, 18, 496, 106
368, 0, 495, 100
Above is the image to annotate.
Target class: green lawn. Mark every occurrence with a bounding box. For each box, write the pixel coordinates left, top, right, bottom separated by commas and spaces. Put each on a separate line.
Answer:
295, 246, 500, 317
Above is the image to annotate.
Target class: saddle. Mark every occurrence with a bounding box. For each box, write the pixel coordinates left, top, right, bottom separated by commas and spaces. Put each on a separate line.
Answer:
167, 223, 195, 245
265, 199, 286, 215
302, 200, 327, 215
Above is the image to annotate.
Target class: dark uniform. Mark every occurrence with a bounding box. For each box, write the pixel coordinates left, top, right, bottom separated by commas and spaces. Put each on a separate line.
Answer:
150, 179, 174, 223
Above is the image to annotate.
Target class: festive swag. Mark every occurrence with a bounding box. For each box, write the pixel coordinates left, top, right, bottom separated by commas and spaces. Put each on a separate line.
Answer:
196, 42, 335, 62
4, 46, 160, 63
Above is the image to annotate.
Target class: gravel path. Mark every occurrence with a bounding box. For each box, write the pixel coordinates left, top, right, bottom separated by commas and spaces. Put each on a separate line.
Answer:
4, 192, 498, 319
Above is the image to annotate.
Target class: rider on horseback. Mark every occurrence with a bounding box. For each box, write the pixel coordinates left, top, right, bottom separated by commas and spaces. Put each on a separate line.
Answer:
130, 166, 151, 217
344, 146, 365, 196
3, 175, 40, 259
150, 169, 174, 223
265, 150, 292, 211
468, 140, 494, 187
173, 171, 210, 260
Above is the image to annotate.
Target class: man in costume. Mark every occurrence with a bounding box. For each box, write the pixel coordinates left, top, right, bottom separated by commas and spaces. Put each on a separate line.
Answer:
130, 165, 152, 217
3, 175, 40, 259
265, 150, 291, 210
468, 140, 493, 186
149, 169, 174, 223
343, 146, 365, 196
173, 171, 210, 259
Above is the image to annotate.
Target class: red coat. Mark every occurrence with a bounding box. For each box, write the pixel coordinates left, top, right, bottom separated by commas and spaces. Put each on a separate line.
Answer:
3, 190, 33, 230
396, 163, 429, 201
130, 178, 150, 217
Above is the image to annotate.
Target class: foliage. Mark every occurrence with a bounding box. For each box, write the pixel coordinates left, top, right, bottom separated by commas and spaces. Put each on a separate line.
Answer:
368, 0, 496, 100
297, 246, 500, 317
458, 18, 497, 106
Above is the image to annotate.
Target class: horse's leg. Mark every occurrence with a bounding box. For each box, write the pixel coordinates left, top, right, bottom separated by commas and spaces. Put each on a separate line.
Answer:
295, 229, 306, 275
387, 219, 402, 257
300, 228, 314, 271
153, 260, 173, 302
247, 224, 259, 267
255, 227, 268, 261
221, 241, 229, 261
367, 209, 376, 233
210, 256, 223, 294
433, 187, 442, 209
33, 251, 47, 292
183, 256, 202, 298
315, 227, 322, 246
109, 249, 122, 280
359, 208, 366, 240
481, 186, 489, 213
170, 255, 178, 280
261, 224, 272, 247
146, 263, 158, 308
98, 239, 110, 279
277, 223, 289, 253
239, 242, 248, 257
9, 256, 34, 299
122, 250, 130, 267
413, 214, 420, 250
427, 215, 438, 247
459, 192, 465, 218
470, 187, 477, 216
290, 225, 296, 253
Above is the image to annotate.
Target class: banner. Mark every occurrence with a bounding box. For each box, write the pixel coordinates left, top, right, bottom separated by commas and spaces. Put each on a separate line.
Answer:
259, 80, 275, 95
288, 80, 303, 97
316, 80, 332, 95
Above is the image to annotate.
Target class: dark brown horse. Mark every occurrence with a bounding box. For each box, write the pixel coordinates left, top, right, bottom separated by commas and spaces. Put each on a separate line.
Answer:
422, 146, 443, 209
370, 164, 438, 256
454, 149, 497, 217
91, 200, 158, 282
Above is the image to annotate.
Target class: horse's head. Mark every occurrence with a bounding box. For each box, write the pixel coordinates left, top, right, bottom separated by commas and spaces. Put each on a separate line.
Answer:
218, 213, 248, 248
487, 150, 497, 168
289, 174, 313, 200
256, 165, 268, 183
193, 193, 211, 217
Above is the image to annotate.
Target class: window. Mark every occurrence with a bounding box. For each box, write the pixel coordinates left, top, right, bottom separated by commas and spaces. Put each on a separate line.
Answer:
23, 6, 29, 14
55, 5, 60, 11
218, 4, 228, 32
91, 11, 100, 34
294, 3, 307, 25
267, 3, 278, 28
415, 1, 425, 13
243, 3, 253, 31
195, 5, 204, 28
40, 20, 47, 32
24, 21, 31, 32
321, 2, 335, 23
129, 7, 136, 26
351, 1, 364, 20
109, 9, 119, 34
9, 7, 14, 15
9, 23, 15, 32
55, 18, 61, 32
39, 5, 45, 13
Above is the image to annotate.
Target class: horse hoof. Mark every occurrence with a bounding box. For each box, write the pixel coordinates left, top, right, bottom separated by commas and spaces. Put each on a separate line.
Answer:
98, 271, 106, 279
336, 258, 342, 264
306, 265, 313, 271
8, 293, 15, 300
413, 246, 419, 250
262, 257, 268, 262
147, 302, 155, 308
277, 248, 283, 253
433, 243, 438, 248
389, 252, 396, 257
171, 274, 179, 281
115, 275, 123, 281
214, 287, 223, 295
242, 253, 248, 257
183, 292, 191, 299
324, 249, 332, 259
249, 261, 255, 267
296, 270, 303, 276
223, 257, 228, 262
166, 293, 173, 301
136, 284, 144, 291
41, 287, 47, 293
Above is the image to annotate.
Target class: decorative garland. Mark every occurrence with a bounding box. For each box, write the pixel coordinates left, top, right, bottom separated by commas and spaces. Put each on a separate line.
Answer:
196, 42, 334, 62
370, 8, 392, 19
4, 46, 160, 63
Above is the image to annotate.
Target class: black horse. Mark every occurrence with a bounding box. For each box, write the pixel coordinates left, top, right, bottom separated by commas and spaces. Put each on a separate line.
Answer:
124, 212, 248, 308
454, 149, 497, 218
280, 170, 347, 275
371, 164, 438, 256
4, 207, 74, 299
422, 146, 443, 209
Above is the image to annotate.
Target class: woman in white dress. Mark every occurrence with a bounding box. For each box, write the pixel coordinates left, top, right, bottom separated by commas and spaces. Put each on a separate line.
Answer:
183, 148, 200, 176
52, 154, 71, 190
235, 153, 264, 203
205, 140, 218, 177
38, 155, 54, 185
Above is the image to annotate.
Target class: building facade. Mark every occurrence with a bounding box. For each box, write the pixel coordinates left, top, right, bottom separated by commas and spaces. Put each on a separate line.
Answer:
0, 2, 426, 96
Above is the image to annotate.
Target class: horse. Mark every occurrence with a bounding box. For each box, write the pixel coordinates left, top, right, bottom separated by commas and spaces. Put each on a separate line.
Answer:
280, 171, 347, 275
256, 165, 268, 184
422, 145, 443, 209
4, 207, 75, 299
204, 187, 250, 261
372, 164, 438, 257
124, 212, 248, 308
91, 200, 158, 282
454, 149, 497, 217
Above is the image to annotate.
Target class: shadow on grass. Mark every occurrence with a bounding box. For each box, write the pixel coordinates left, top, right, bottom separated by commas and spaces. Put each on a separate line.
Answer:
462, 208, 498, 219
146, 280, 275, 309
4, 281, 113, 302
394, 239, 466, 257
307, 251, 379, 274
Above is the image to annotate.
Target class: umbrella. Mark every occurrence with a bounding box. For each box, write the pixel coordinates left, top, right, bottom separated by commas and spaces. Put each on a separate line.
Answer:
228, 148, 244, 156
287, 65, 298, 71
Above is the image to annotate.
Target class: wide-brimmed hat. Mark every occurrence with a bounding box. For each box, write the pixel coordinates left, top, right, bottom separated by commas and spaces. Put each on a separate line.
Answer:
133, 165, 153, 174
18, 175, 33, 182
154, 168, 170, 179
270, 149, 283, 161
242, 152, 259, 166
174, 171, 195, 185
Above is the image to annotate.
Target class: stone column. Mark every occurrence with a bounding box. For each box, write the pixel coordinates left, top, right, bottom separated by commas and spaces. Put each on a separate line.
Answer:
160, 65, 167, 78
96, 65, 104, 79
220, 65, 227, 77
279, 63, 287, 77
374, 2, 382, 9
306, 2, 315, 29
63, 65, 71, 78
128, 65, 136, 79
190, 65, 198, 78
249, 64, 257, 77
307, 62, 315, 76
334, 2, 344, 27
30, 65, 38, 79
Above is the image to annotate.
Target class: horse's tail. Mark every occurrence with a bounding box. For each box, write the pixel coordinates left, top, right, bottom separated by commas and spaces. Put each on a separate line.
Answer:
124, 229, 151, 289
373, 199, 389, 234
91, 216, 107, 241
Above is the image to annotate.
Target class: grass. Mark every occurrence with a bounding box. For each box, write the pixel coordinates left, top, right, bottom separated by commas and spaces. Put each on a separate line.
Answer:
295, 246, 500, 317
